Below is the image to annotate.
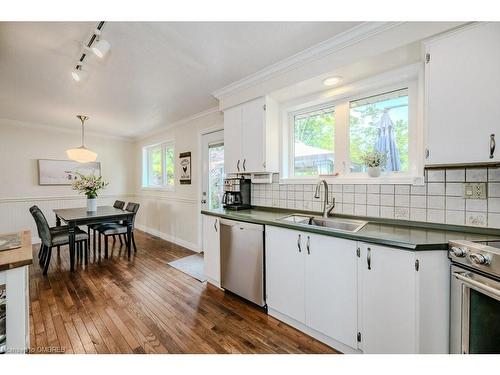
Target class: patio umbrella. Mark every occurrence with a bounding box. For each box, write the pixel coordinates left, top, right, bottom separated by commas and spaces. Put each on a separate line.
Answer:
374, 110, 401, 171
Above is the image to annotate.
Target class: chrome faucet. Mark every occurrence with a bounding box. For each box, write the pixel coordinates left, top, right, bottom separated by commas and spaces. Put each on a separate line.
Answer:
314, 179, 335, 218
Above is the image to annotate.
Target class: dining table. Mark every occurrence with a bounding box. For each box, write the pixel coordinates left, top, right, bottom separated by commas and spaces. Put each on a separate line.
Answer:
53, 206, 135, 271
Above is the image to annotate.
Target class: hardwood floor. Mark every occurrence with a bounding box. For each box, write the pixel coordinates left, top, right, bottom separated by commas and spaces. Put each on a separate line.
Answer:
28, 230, 338, 354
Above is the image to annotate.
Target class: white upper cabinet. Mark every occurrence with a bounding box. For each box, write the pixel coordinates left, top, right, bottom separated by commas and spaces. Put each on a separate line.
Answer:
358, 243, 417, 354
425, 22, 500, 165
223, 96, 279, 174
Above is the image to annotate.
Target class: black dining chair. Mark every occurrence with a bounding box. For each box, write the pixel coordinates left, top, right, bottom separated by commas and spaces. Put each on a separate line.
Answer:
88, 200, 126, 253
29, 206, 89, 275
96, 202, 140, 259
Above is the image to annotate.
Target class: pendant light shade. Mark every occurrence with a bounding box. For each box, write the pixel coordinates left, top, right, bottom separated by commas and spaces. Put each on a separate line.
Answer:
66, 115, 97, 163
92, 39, 111, 58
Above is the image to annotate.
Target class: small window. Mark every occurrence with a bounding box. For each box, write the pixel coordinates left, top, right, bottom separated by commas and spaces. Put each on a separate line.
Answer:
349, 88, 409, 173
292, 106, 335, 177
142, 141, 175, 189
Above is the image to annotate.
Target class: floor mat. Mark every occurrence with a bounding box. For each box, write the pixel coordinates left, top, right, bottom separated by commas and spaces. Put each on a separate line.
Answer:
168, 253, 206, 282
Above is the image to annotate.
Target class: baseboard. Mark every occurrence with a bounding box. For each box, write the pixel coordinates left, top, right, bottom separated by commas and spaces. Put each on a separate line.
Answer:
135, 224, 200, 253
267, 308, 361, 354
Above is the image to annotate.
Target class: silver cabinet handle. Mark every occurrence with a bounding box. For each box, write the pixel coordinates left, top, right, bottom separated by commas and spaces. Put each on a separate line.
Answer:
306, 236, 310, 255
297, 234, 301, 252
490, 134, 496, 159
237, 159, 240, 172
214, 219, 218, 232
367, 247, 371, 270
243, 158, 246, 171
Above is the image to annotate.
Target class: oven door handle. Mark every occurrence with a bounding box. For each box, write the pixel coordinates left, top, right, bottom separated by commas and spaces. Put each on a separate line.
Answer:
453, 272, 500, 299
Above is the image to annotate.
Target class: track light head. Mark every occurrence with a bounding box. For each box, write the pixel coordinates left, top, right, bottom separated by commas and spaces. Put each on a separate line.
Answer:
71, 64, 88, 82
92, 39, 110, 58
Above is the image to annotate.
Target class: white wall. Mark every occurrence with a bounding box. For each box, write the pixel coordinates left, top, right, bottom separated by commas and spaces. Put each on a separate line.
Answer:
133, 109, 223, 251
0, 119, 135, 238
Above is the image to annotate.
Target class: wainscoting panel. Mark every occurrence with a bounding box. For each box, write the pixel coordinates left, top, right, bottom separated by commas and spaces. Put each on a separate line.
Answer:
133, 194, 200, 252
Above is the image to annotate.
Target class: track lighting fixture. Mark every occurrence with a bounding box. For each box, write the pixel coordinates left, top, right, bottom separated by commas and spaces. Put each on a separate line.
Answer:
91, 29, 111, 58
71, 63, 88, 82
71, 21, 109, 82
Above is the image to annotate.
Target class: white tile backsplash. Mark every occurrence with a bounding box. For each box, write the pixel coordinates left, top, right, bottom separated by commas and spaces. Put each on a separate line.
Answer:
252, 169, 500, 228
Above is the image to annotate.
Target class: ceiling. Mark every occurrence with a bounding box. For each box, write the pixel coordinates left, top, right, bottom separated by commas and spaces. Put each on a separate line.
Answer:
0, 21, 362, 138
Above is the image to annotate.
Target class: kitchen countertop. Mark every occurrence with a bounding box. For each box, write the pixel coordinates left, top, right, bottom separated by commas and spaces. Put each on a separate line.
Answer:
0, 230, 33, 271
202, 208, 500, 251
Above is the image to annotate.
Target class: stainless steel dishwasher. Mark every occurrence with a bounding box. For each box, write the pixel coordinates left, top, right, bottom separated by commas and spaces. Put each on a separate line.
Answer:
220, 218, 265, 307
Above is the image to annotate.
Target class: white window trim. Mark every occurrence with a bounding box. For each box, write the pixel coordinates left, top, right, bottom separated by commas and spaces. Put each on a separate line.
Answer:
279, 63, 425, 185
141, 140, 176, 191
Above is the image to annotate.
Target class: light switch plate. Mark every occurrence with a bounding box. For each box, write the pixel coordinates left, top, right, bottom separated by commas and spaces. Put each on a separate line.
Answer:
463, 182, 487, 199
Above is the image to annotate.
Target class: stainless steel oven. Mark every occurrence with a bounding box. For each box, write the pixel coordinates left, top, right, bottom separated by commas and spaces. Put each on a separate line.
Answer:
449, 240, 500, 354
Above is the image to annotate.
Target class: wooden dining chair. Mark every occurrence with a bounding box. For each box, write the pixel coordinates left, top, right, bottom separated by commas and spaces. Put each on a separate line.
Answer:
30, 206, 89, 275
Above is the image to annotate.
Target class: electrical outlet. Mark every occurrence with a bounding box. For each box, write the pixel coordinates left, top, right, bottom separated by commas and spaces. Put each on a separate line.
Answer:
463, 182, 487, 199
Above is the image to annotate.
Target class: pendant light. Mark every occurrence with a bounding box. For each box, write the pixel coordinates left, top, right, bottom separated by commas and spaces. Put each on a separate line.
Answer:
66, 115, 97, 163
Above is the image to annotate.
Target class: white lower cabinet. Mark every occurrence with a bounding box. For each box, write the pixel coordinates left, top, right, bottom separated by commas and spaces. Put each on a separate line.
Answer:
202, 214, 220, 287
266, 226, 449, 354
357, 243, 417, 353
266, 226, 358, 351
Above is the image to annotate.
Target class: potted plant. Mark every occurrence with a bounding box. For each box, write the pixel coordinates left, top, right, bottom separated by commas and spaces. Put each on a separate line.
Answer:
361, 151, 386, 177
72, 172, 109, 212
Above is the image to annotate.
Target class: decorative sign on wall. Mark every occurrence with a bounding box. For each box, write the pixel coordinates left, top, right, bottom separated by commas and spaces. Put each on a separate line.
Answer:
179, 152, 191, 185
38, 159, 101, 185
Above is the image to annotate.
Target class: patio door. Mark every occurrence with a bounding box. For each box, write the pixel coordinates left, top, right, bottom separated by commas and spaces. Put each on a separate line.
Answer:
201, 130, 224, 211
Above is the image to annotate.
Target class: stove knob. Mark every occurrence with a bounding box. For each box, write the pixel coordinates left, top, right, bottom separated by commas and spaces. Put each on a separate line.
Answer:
469, 253, 491, 265
450, 247, 467, 257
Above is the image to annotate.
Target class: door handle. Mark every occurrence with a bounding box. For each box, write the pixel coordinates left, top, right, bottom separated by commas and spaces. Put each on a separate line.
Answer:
243, 158, 246, 171
214, 219, 218, 232
297, 234, 302, 252
367, 247, 371, 270
237, 159, 240, 172
201, 199, 207, 204
490, 134, 496, 159
306, 236, 310, 255
454, 272, 500, 299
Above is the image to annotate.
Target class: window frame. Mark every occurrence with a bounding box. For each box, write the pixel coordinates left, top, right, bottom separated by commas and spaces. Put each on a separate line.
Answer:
142, 140, 175, 190
288, 102, 336, 179
280, 64, 424, 185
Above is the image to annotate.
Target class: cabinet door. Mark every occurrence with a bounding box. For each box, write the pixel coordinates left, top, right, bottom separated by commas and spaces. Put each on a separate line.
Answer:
241, 98, 265, 172
426, 23, 500, 164
305, 233, 358, 348
223, 105, 242, 174
358, 243, 417, 353
202, 215, 220, 286
266, 226, 305, 323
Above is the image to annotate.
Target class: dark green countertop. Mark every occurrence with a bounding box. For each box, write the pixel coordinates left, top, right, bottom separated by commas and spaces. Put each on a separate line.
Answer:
201, 208, 500, 251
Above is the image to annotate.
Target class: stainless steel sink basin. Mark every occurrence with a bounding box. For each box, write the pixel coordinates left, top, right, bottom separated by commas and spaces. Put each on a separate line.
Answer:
277, 214, 367, 233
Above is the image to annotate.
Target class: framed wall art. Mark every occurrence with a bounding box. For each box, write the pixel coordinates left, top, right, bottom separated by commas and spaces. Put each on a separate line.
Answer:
179, 152, 191, 185
38, 159, 101, 185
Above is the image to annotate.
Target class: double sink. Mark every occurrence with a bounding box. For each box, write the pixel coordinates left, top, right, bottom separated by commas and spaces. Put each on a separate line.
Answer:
277, 214, 367, 233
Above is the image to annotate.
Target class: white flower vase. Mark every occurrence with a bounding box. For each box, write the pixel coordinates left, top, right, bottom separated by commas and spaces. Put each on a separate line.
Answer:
87, 197, 97, 212
367, 166, 381, 178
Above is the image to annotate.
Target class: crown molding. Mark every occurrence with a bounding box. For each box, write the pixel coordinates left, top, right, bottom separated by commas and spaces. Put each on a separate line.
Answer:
213, 22, 405, 100
137, 106, 221, 141
0, 117, 135, 142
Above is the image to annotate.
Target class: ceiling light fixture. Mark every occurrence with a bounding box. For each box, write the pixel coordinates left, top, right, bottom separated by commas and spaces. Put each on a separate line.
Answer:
71, 63, 88, 82
91, 29, 111, 58
71, 21, 108, 83
323, 76, 343, 87
66, 115, 97, 163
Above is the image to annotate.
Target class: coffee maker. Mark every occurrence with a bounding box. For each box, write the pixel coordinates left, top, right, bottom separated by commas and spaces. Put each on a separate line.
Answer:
223, 177, 251, 210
